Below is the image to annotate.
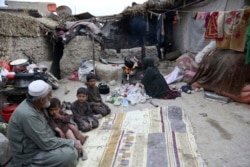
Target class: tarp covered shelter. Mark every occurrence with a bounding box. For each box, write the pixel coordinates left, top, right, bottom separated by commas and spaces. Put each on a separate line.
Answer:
103, 0, 249, 53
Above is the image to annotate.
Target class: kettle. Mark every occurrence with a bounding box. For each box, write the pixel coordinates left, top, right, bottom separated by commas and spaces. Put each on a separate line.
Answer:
98, 83, 110, 94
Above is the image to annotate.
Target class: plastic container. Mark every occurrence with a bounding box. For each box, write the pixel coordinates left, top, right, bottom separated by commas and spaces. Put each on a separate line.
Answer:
1, 104, 18, 123
98, 83, 110, 94
47, 3, 57, 12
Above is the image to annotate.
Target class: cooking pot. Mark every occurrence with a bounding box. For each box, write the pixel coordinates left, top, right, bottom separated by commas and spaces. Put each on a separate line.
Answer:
98, 83, 110, 94
14, 73, 34, 88
124, 57, 134, 69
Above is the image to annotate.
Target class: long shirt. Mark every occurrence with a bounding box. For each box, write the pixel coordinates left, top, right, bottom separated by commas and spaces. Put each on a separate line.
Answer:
7, 99, 73, 166
71, 100, 98, 131
48, 111, 72, 133
87, 85, 103, 106
71, 100, 95, 123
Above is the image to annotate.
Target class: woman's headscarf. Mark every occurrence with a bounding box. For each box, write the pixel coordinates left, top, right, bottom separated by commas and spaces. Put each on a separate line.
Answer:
142, 57, 155, 71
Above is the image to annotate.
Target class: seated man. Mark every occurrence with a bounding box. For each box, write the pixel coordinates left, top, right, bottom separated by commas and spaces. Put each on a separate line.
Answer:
7, 80, 80, 167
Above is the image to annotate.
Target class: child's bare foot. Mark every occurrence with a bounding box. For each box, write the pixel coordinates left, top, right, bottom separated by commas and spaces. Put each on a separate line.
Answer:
80, 135, 89, 145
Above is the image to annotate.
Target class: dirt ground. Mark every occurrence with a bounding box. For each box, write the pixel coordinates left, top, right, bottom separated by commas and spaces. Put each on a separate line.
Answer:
53, 75, 250, 167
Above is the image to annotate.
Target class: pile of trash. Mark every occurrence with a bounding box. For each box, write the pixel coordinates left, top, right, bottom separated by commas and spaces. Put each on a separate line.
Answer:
106, 83, 151, 107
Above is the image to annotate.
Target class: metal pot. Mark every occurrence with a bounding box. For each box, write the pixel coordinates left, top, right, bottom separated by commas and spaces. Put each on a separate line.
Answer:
14, 73, 34, 88
98, 83, 110, 94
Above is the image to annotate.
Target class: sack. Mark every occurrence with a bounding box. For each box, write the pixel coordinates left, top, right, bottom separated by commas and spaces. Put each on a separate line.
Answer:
78, 60, 94, 82
164, 66, 184, 84
98, 83, 110, 94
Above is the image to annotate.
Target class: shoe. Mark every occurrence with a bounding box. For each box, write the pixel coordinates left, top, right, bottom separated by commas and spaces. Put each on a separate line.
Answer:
68, 72, 79, 81
82, 149, 88, 161
61, 101, 67, 111
64, 110, 72, 115
94, 114, 103, 119
66, 102, 72, 109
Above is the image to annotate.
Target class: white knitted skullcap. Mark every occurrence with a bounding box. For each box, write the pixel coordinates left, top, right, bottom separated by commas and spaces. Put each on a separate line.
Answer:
28, 80, 50, 97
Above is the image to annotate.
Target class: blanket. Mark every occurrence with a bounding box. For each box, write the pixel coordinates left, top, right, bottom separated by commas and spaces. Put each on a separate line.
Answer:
77, 106, 206, 167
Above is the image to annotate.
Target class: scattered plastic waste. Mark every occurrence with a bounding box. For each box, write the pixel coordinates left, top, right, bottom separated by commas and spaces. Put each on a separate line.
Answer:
106, 82, 150, 107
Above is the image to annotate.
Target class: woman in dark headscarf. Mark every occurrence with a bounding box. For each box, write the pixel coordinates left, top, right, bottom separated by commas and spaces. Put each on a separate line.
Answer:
141, 57, 181, 99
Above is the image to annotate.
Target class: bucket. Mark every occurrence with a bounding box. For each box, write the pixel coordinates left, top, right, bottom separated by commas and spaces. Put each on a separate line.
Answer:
1, 104, 18, 123
47, 3, 57, 12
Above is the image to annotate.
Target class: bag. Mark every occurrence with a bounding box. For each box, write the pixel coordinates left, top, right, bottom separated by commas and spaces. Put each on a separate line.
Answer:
78, 60, 94, 82
98, 83, 110, 94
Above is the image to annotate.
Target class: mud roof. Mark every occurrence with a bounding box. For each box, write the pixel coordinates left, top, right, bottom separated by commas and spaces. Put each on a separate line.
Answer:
0, 11, 57, 37
120, 0, 205, 16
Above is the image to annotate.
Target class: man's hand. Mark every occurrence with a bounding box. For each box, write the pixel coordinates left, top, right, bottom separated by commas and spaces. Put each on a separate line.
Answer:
54, 112, 61, 119
55, 128, 65, 138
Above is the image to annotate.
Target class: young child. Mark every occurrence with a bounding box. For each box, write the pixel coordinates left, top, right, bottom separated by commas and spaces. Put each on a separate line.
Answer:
86, 73, 111, 117
47, 98, 88, 160
71, 87, 99, 132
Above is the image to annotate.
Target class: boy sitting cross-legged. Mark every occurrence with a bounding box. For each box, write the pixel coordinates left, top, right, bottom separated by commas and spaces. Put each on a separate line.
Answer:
86, 73, 111, 118
71, 87, 99, 132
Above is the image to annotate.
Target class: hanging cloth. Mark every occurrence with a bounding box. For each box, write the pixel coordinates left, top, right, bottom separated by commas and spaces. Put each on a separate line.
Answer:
196, 12, 206, 20
216, 10, 244, 50
230, 8, 250, 52
246, 22, 250, 64
204, 11, 219, 39
156, 14, 165, 46
217, 11, 224, 39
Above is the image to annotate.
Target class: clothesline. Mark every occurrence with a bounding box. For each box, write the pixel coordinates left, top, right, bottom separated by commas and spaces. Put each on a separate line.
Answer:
148, 8, 245, 16
149, 6, 250, 64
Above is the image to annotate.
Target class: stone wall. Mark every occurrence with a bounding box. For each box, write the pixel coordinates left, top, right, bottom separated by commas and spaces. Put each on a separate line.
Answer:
0, 36, 51, 63
60, 36, 103, 78
60, 35, 159, 81
0, 32, 159, 83
0, 11, 51, 64
0, 10, 160, 83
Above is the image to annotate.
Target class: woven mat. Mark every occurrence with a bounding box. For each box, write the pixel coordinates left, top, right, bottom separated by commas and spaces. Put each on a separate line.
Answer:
77, 106, 206, 167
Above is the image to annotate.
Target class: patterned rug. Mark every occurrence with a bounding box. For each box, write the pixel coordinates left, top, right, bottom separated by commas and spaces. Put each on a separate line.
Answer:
77, 106, 206, 167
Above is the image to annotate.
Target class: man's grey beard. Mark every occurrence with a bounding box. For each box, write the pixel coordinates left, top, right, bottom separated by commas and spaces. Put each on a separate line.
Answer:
43, 98, 51, 108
